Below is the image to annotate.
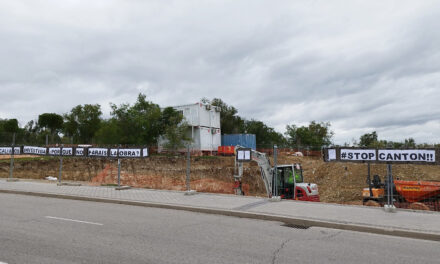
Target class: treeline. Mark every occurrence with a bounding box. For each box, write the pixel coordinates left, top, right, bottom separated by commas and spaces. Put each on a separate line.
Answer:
202, 98, 333, 149
0, 94, 187, 147
2, 94, 436, 149
0, 94, 334, 149
353, 131, 439, 149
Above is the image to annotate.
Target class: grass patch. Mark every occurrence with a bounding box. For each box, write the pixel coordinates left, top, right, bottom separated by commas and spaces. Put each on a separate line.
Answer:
101, 183, 119, 187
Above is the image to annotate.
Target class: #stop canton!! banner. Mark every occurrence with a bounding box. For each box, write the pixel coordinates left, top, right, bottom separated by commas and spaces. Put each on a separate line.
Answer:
341, 149, 376, 161
378, 149, 435, 163
324, 148, 437, 164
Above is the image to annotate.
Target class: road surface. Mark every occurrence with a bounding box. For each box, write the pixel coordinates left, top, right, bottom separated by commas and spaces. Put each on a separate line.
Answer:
0, 193, 438, 264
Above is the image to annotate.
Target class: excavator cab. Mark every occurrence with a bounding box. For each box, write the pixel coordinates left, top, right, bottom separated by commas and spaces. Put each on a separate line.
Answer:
272, 164, 303, 199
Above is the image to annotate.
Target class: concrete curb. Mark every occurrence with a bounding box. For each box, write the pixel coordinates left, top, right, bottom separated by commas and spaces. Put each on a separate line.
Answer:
1, 189, 439, 242
57, 182, 82, 186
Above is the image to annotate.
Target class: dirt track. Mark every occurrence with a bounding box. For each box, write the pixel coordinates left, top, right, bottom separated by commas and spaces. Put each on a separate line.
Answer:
1, 155, 439, 203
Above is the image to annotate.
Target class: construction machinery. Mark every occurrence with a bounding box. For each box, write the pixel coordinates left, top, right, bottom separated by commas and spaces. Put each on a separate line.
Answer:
363, 175, 440, 211
234, 146, 320, 201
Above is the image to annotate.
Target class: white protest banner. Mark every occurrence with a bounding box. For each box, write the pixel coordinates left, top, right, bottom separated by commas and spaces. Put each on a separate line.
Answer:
48, 147, 73, 156
118, 148, 141, 158
378, 149, 435, 163
236, 148, 251, 161
48, 147, 61, 156
75, 148, 85, 156
62, 148, 73, 156
327, 149, 337, 161
23, 146, 47, 155
0, 147, 21, 155
110, 149, 118, 158
88, 148, 108, 157
340, 149, 376, 161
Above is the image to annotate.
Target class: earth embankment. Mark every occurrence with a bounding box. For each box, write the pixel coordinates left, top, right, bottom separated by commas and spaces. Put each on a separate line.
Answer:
1, 155, 439, 203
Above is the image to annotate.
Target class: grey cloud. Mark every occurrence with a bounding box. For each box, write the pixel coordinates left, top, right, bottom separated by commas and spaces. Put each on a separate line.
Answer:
1, 1, 439, 144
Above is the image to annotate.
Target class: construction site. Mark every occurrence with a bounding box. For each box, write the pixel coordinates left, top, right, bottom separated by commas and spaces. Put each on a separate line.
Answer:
1, 153, 439, 205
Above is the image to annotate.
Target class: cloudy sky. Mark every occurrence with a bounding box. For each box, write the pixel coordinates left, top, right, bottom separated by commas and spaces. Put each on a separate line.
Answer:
1, 0, 439, 144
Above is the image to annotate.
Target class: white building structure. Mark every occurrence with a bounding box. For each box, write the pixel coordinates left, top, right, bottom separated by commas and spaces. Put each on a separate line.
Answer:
159, 102, 221, 152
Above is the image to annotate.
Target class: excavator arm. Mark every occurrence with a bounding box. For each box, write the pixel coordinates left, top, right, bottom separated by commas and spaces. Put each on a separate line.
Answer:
235, 146, 274, 197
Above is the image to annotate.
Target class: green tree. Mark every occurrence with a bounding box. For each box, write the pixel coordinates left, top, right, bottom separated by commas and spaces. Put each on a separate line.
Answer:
109, 94, 162, 145
94, 119, 121, 145
3, 119, 19, 133
38, 113, 64, 143
359, 131, 378, 147
63, 104, 102, 143
0, 119, 20, 144
162, 110, 191, 152
206, 98, 245, 134
285, 121, 333, 149
244, 120, 286, 148
404, 138, 416, 148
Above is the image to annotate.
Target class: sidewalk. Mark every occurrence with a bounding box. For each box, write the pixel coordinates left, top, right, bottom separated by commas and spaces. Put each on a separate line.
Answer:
1, 179, 439, 241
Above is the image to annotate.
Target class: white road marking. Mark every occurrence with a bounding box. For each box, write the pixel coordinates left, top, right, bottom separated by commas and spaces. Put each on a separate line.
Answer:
45, 216, 103, 226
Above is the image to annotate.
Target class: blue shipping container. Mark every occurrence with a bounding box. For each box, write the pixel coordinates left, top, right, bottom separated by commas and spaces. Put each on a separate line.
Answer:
221, 134, 256, 150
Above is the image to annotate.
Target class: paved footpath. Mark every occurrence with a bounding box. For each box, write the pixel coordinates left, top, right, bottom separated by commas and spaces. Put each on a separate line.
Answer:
1, 179, 439, 241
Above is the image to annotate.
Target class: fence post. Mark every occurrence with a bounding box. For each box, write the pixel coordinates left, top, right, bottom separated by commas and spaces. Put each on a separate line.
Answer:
274, 145, 278, 197
185, 144, 196, 195
117, 158, 121, 187
385, 163, 396, 212
8, 133, 17, 182
186, 145, 190, 191
58, 144, 63, 185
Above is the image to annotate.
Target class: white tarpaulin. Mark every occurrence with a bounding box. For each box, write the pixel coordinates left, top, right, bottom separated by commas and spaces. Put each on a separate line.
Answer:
378, 149, 435, 162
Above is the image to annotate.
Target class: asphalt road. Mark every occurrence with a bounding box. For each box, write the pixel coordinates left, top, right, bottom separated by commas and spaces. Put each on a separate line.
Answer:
0, 193, 439, 264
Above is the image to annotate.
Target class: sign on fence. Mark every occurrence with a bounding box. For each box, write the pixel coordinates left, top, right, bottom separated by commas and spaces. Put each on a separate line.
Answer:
23, 146, 47, 155
236, 148, 252, 161
324, 147, 439, 165
48, 147, 74, 156
88, 148, 109, 157
0, 147, 21, 155
5, 146, 149, 159
75, 148, 85, 156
